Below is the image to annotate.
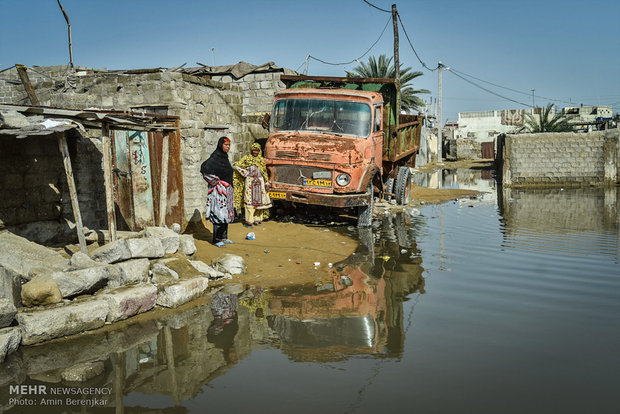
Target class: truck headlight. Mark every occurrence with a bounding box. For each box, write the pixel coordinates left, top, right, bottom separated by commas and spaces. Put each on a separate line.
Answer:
336, 173, 351, 186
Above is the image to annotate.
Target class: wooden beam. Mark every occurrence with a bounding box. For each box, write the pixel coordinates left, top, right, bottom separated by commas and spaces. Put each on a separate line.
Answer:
158, 133, 170, 226
56, 132, 87, 254
15, 64, 40, 106
102, 123, 117, 241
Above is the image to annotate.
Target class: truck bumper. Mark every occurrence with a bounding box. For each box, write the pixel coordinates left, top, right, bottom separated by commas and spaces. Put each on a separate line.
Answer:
269, 189, 370, 208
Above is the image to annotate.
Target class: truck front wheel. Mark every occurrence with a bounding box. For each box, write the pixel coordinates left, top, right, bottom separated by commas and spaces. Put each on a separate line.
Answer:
394, 166, 412, 205
357, 181, 374, 227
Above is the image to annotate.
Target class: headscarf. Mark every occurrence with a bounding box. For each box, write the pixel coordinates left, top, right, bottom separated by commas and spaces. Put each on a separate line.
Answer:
200, 136, 233, 184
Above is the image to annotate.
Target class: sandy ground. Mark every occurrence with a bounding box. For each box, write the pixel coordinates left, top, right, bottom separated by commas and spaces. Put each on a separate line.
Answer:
186, 220, 357, 289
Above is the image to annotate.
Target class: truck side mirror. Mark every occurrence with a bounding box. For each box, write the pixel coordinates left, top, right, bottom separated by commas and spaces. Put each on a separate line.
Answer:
261, 113, 270, 130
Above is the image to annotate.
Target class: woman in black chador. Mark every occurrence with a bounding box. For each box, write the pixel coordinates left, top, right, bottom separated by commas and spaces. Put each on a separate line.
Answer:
200, 136, 235, 247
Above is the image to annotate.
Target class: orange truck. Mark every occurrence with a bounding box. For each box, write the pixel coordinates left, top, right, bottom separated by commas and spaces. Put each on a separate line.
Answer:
263, 75, 422, 227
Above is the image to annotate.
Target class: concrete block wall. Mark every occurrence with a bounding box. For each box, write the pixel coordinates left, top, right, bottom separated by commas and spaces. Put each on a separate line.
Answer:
210, 71, 285, 117
0, 130, 107, 242
0, 135, 64, 227
455, 139, 481, 160
211, 70, 286, 143
502, 130, 620, 187
0, 67, 258, 223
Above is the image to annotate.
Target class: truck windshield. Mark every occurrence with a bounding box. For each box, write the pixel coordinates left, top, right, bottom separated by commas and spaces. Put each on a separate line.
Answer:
270, 98, 372, 138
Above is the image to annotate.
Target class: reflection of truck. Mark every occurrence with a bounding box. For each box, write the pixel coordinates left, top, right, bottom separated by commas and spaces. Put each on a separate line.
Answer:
263, 75, 422, 226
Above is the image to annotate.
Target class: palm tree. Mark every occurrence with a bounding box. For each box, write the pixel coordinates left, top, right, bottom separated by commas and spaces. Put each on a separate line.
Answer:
524, 103, 572, 132
345, 54, 430, 112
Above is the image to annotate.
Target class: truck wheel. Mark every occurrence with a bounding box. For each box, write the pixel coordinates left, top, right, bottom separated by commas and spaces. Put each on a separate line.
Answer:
394, 166, 412, 205
357, 181, 374, 228
384, 177, 394, 201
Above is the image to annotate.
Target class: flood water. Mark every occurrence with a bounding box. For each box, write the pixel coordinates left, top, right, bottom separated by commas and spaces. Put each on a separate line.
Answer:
2, 169, 619, 414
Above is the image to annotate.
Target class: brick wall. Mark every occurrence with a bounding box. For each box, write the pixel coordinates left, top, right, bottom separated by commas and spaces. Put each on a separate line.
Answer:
501, 129, 620, 187
0, 66, 262, 222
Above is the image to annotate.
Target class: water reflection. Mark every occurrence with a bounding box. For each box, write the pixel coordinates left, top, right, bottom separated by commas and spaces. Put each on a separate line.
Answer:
0, 214, 425, 413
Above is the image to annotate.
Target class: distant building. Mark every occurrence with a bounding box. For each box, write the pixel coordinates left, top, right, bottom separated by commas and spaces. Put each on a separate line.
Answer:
561, 106, 613, 131
455, 109, 541, 142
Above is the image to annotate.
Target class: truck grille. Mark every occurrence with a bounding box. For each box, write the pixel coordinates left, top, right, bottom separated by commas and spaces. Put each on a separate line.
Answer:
275, 151, 332, 162
272, 165, 333, 186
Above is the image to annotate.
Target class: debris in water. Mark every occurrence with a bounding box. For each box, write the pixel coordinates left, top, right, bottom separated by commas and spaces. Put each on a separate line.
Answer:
264, 249, 270, 254
381, 256, 390, 261
313, 262, 320, 266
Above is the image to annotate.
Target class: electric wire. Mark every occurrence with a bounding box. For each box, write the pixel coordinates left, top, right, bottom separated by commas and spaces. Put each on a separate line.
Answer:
308, 15, 391, 66
446, 68, 534, 108
0, 65, 17, 74
396, 11, 600, 109
397, 13, 439, 72
361, 0, 391, 13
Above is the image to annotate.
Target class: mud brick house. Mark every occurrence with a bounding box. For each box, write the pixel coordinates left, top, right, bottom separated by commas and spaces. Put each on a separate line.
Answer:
0, 62, 296, 234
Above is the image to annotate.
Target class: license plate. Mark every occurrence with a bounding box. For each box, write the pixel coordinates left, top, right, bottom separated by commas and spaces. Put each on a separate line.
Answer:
269, 191, 286, 199
303, 179, 331, 187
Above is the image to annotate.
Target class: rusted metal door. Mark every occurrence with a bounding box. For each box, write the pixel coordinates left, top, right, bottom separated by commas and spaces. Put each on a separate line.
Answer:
481, 141, 495, 159
112, 130, 155, 230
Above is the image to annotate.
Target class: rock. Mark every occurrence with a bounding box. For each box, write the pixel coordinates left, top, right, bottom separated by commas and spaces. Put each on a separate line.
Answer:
211, 254, 246, 275
101, 284, 157, 322
0, 232, 69, 280
0, 327, 21, 362
90, 239, 131, 264
126, 237, 165, 259
151, 263, 179, 284
68, 252, 100, 270
317, 283, 334, 292
17, 297, 109, 345
179, 234, 197, 256
156, 277, 209, 308
61, 361, 104, 382
189, 260, 227, 279
171, 223, 181, 234
50, 267, 110, 298
21, 275, 62, 307
145, 227, 180, 254
0, 299, 17, 328
0, 266, 21, 307
108, 259, 150, 288
220, 283, 244, 295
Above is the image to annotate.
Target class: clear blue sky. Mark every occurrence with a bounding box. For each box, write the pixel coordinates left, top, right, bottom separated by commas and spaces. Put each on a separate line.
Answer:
1, 0, 618, 122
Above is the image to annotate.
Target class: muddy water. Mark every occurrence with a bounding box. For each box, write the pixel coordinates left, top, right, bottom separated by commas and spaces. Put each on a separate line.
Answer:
2, 170, 619, 414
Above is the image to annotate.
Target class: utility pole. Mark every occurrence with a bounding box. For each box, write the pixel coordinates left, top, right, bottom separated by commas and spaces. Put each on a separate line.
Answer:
437, 62, 443, 163
56, 0, 73, 68
211, 48, 215, 67
531, 89, 535, 108
392, 4, 400, 117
